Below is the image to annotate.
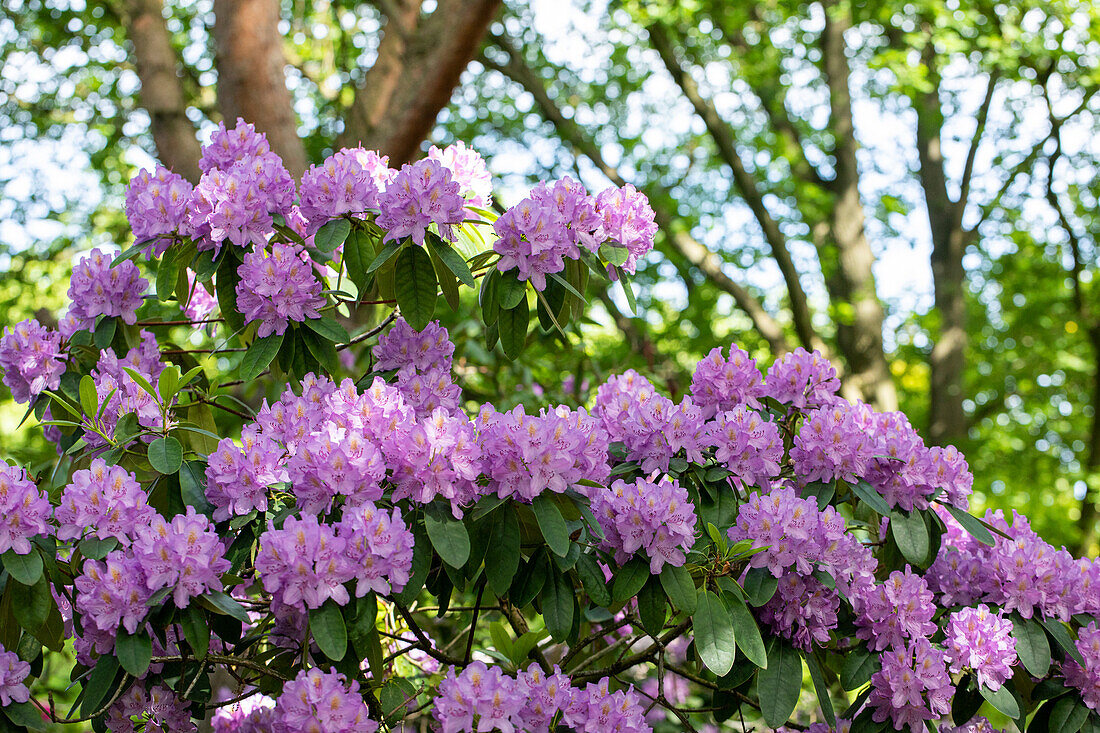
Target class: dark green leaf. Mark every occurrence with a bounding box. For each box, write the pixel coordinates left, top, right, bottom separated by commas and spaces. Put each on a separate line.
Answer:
300, 328, 339, 375
77, 537, 118, 561
952, 675, 984, 725
617, 268, 637, 314
694, 590, 737, 676
181, 605, 210, 658
531, 494, 570, 557
498, 269, 527, 309
599, 242, 629, 266
424, 513, 471, 568
841, 646, 881, 690
342, 228, 376, 290
659, 563, 697, 614
890, 508, 930, 566
12, 576, 51, 633
1052, 696, 1091, 733
1, 549, 42, 586
805, 650, 836, 728
216, 253, 245, 332
303, 316, 349, 344
309, 600, 348, 661
509, 551, 548, 608
1012, 613, 1052, 677
485, 507, 521, 596
427, 234, 476, 287
148, 436, 183, 474
366, 239, 402, 275
394, 245, 437, 330
979, 683, 1020, 718
637, 575, 667, 637
1041, 616, 1086, 665
727, 592, 767, 668
850, 480, 892, 516
743, 567, 779, 607
480, 269, 500, 326
540, 566, 573, 642
498, 299, 529, 360
944, 504, 996, 547
116, 628, 152, 677
93, 316, 117, 350
79, 374, 98, 417
180, 460, 213, 515
199, 591, 250, 624
576, 553, 612, 607
156, 250, 182, 301
759, 638, 803, 728
240, 332, 284, 382
81, 655, 120, 717
2, 700, 44, 728
611, 557, 650, 605
315, 217, 352, 253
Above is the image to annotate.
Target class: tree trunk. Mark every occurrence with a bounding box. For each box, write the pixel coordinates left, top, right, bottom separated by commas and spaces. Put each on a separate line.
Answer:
121, 0, 202, 183
1077, 326, 1100, 554
341, 0, 503, 164
819, 0, 897, 410
212, 0, 308, 178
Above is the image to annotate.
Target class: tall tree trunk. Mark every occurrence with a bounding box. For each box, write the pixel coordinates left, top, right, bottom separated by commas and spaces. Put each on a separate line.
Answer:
1077, 326, 1100, 554
121, 0, 202, 183
820, 0, 897, 410
212, 0, 308, 178
341, 0, 503, 164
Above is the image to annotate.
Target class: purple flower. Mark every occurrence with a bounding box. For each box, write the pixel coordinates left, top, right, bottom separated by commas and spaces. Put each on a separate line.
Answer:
200, 118, 271, 173
125, 166, 193, 258
690, 343, 763, 418
255, 514, 354, 610
183, 270, 219, 322
372, 318, 455, 373
65, 248, 148, 334
428, 141, 493, 211
514, 664, 574, 731
210, 692, 276, 733
74, 549, 151, 636
107, 682, 197, 733
0, 646, 30, 706
0, 318, 66, 404
944, 605, 1017, 691
236, 243, 326, 337
287, 422, 386, 513
390, 408, 482, 510
760, 573, 840, 650
594, 183, 657, 276
592, 474, 696, 573
377, 158, 465, 246
393, 364, 462, 419
563, 677, 651, 733
868, 638, 953, 733
1063, 621, 1100, 711
134, 507, 231, 608
274, 668, 377, 733
56, 458, 155, 543
0, 464, 51, 555
205, 427, 287, 521
852, 567, 938, 652
791, 401, 874, 485
763, 347, 841, 410
705, 406, 782, 490
298, 147, 393, 235
338, 502, 414, 596
86, 331, 170, 448
433, 662, 525, 733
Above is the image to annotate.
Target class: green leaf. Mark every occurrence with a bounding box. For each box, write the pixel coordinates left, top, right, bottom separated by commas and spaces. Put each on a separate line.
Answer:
498, 299, 529, 360
309, 599, 348, 661
181, 605, 210, 658
300, 328, 339, 375
979, 683, 1020, 718
498, 269, 527, 309
427, 234, 476, 287
758, 638, 803, 728
944, 504, 996, 547
240, 332, 284, 381
343, 227, 377, 290
12, 575, 51, 633
3, 700, 44, 728
157, 365, 181, 403
850, 480, 892, 516
1051, 696, 1091, 733
611, 557, 650, 605
540, 566, 574, 642
156, 249, 182, 301
79, 374, 98, 417
81, 654, 120, 717
694, 590, 737, 676
424, 512, 471, 568
485, 507, 521, 596
148, 436, 183, 474
180, 460, 213, 515
116, 627, 153, 677
509, 551, 548, 608
94, 316, 117, 349
743, 567, 779, 606
77, 537, 118, 561
1012, 613, 1052, 677
531, 494, 570, 557
366, 239, 402, 275
315, 217, 352, 253
727, 592, 767, 668
490, 621, 515, 662
890, 508, 930, 566
637, 575, 667, 637
303, 316, 349, 344
841, 646, 881, 690
1042, 616, 1086, 665
599, 242, 630, 266
346, 594, 383, 679
576, 553, 612, 607
394, 244, 437, 330
805, 650, 836, 728
480, 269, 500, 326
216, 251, 245, 332
1, 549, 43, 586
659, 563, 697, 614
199, 591, 250, 624
617, 268, 637, 314
428, 243, 460, 311
547, 270, 588, 302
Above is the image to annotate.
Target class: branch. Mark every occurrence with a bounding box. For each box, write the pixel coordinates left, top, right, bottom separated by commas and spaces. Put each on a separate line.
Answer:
956, 71, 999, 224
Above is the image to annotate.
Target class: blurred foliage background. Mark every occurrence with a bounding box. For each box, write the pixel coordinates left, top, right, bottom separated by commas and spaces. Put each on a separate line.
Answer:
3, 0, 1100, 551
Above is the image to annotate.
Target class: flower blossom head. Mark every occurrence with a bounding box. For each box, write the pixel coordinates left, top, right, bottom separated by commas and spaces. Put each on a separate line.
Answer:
377, 158, 465, 246
236, 243, 326, 337
1062, 621, 1100, 711
868, 638, 953, 733
298, 147, 393, 234
125, 165, 193, 258
56, 458, 155, 543
0, 646, 30, 707
274, 668, 377, 733
763, 347, 841, 411
134, 507, 232, 608
0, 318, 65, 405
200, 118, 272, 173
373, 318, 455, 373
592, 474, 696, 573
65, 248, 148, 334
0, 464, 51, 556
428, 141, 493, 211
594, 183, 657, 276
690, 343, 762, 417
943, 604, 1017, 691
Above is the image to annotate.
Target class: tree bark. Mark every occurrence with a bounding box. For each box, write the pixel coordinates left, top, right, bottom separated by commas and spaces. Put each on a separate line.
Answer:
341, 0, 503, 164
212, 0, 308, 178
819, 0, 897, 410
121, 0, 203, 183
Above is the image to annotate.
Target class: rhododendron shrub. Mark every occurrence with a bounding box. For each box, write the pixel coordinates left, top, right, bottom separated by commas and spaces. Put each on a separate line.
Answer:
0, 121, 1097, 733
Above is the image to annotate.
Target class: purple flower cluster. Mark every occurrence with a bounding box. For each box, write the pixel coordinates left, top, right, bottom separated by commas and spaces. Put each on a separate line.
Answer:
0, 645, 30, 706
74, 550, 152, 638
206, 427, 287, 521
943, 605, 1017, 691
287, 422, 386, 513
433, 662, 650, 733
236, 242, 326, 337
377, 158, 466, 246
476, 403, 609, 502
851, 567, 938, 652
339, 502, 414, 596
0, 464, 50, 555
56, 459, 156, 542
64, 248, 148, 335
868, 638, 953, 733
791, 401, 874, 485
760, 573, 839, 650
1063, 621, 1100, 711
298, 147, 393, 235
592, 475, 696, 573
391, 408, 481, 510
87, 330, 169, 446
0, 318, 65, 404
428, 141, 493, 211
763, 347, 841, 410
134, 507, 230, 608
107, 682, 196, 733
705, 405, 782, 490
926, 508, 1100, 621
594, 183, 658, 276
374, 319, 460, 418
690, 343, 762, 418
210, 692, 276, 733
272, 668, 377, 733
200, 118, 272, 173
592, 370, 706, 473
124, 166, 193, 258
